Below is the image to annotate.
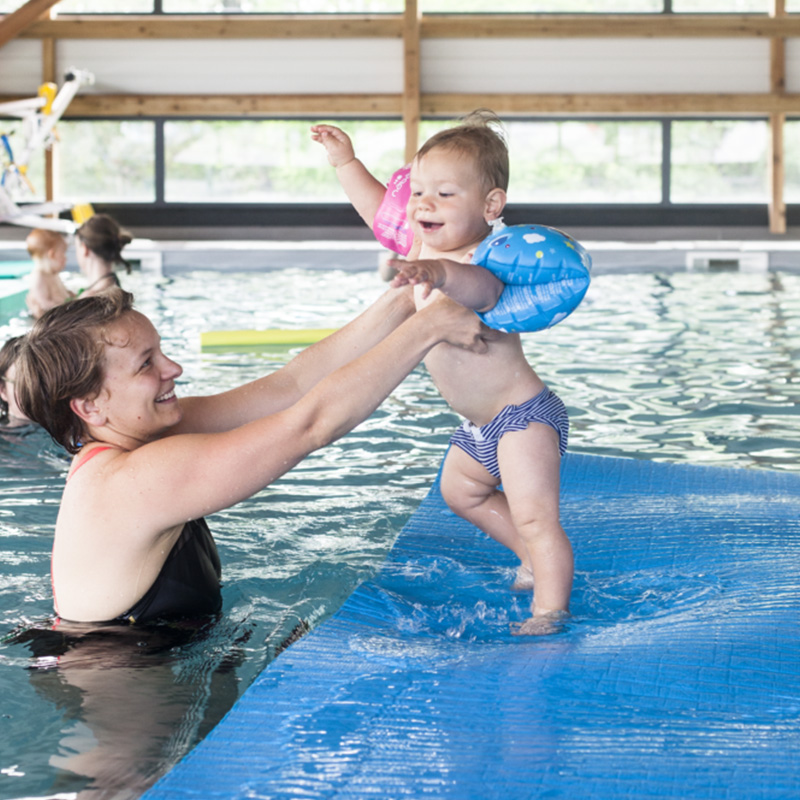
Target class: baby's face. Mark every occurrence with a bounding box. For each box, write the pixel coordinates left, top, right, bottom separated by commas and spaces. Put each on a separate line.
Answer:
48, 238, 68, 274
408, 148, 493, 257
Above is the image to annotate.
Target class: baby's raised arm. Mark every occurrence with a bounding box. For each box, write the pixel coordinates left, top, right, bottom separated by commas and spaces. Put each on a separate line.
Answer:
310, 124, 387, 230
390, 257, 504, 312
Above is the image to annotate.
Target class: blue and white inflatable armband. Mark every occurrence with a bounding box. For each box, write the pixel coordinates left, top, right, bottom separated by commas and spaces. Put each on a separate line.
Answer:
472, 224, 592, 333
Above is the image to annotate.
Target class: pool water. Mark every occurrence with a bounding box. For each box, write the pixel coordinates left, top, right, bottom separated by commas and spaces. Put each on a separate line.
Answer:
1, 263, 800, 799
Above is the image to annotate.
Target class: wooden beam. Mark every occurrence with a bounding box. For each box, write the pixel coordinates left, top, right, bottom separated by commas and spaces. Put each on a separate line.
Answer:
2, 92, 798, 119
23, 15, 402, 39
770, 113, 786, 234
42, 36, 56, 203
421, 13, 800, 38
769, 0, 786, 234
18, 13, 800, 40
57, 94, 402, 117
422, 93, 800, 116
770, 0, 786, 95
403, 0, 421, 163
0, 92, 792, 119
0, 0, 62, 48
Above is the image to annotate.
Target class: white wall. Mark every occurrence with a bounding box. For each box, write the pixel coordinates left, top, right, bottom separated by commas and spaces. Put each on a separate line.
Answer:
0, 40, 41, 92
787, 38, 800, 93
1, 34, 796, 101
422, 38, 771, 94
58, 38, 403, 95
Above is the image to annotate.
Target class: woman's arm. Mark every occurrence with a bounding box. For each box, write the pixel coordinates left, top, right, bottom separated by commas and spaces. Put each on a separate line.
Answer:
175, 284, 416, 434
113, 297, 489, 530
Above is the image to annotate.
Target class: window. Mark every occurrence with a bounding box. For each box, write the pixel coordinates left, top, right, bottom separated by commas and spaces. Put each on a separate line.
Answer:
672, 0, 769, 10
0, 0, 152, 10
163, 0, 402, 11
18, 116, 784, 213
164, 119, 405, 203
507, 121, 662, 204
670, 120, 769, 204
54, 0, 153, 10
56, 121, 156, 202
785, 120, 800, 204
422, 0, 661, 10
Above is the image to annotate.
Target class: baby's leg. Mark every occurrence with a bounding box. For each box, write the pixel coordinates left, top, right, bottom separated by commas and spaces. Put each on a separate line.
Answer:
440, 445, 529, 569
496, 423, 573, 618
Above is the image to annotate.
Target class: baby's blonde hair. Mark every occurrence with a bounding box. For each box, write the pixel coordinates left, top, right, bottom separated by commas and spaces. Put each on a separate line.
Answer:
416, 109, 509, 193
26, 228, 65, 259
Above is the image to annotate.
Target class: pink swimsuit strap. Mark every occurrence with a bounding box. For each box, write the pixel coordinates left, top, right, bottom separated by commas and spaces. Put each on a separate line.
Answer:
67, 445, 117, 481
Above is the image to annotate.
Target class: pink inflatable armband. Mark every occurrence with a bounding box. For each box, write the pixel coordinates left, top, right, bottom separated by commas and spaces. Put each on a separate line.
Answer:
374, 165, 413, 256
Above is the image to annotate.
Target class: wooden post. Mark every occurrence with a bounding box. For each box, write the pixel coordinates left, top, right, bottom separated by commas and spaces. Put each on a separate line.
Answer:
0, 0, 63, 49
403, 0, 421, 164
42, 36, 56, 203
769, 0, 786, 234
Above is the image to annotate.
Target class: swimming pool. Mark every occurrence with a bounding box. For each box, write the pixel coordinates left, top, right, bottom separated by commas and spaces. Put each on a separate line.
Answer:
1, 259, 800, 799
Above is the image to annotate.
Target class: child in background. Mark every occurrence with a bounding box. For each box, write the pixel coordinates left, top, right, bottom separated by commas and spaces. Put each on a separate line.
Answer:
313, 111, 573, 634
25, 228, 73, 319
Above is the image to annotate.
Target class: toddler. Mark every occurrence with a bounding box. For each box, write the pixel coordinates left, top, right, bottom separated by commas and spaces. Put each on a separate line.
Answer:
314, 112, 573, 634
25, 228, 73, 318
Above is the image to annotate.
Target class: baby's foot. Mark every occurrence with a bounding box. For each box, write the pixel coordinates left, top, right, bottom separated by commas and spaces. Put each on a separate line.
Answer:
511, 610, 569, 637
511, 564, 535, 591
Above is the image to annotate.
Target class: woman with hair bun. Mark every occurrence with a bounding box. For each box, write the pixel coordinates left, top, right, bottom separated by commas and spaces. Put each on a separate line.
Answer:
75, 214, 133, 297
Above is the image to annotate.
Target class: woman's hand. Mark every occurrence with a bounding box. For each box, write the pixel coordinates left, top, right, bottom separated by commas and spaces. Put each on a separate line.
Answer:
419, 294, 497, 353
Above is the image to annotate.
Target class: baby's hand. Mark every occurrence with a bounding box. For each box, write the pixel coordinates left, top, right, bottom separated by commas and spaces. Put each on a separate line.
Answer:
310, 124, 356, 168
388, 258, 448, 299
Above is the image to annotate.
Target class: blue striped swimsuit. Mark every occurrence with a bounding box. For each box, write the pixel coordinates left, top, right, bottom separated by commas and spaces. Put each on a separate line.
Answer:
449, 387, 569, 479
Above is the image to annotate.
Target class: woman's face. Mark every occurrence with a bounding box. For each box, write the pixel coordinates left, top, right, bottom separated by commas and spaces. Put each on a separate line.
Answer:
93, 311, 184, 444
74, 237, 91, 273
0, 362, 31, 423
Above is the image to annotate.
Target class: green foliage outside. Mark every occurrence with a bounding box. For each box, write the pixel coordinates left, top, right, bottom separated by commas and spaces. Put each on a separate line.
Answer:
785, 121, 800, 204
57, 120, 155, 202
18, 117, 771, 207
671, 120, 768, 204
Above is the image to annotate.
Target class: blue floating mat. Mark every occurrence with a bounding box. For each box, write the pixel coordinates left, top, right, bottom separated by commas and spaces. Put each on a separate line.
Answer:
144, 453, 800, 799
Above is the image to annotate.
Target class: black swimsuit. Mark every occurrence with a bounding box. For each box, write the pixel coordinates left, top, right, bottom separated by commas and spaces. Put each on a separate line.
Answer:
117, 517, 222, 624
62, 446, 222, 625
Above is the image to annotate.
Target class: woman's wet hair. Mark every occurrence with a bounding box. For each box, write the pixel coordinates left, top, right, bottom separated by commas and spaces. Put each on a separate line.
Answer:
16, 288, 135, 453
0, 335, 26, 421
76, 214, 134, 274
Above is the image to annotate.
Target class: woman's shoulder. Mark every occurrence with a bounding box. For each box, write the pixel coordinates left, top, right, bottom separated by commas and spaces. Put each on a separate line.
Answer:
66, 443, 126, 482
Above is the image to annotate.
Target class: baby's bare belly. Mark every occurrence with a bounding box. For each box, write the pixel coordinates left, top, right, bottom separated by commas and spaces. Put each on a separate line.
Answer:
425, 339, 544, 427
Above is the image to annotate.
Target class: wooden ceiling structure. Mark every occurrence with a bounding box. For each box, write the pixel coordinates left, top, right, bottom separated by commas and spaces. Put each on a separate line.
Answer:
0, 0, 796, 233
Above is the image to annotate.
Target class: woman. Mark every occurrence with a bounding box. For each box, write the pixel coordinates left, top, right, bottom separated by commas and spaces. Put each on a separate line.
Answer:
75, 214, 133, 296
0, 335, 32, 427
16, 285, 489, 624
